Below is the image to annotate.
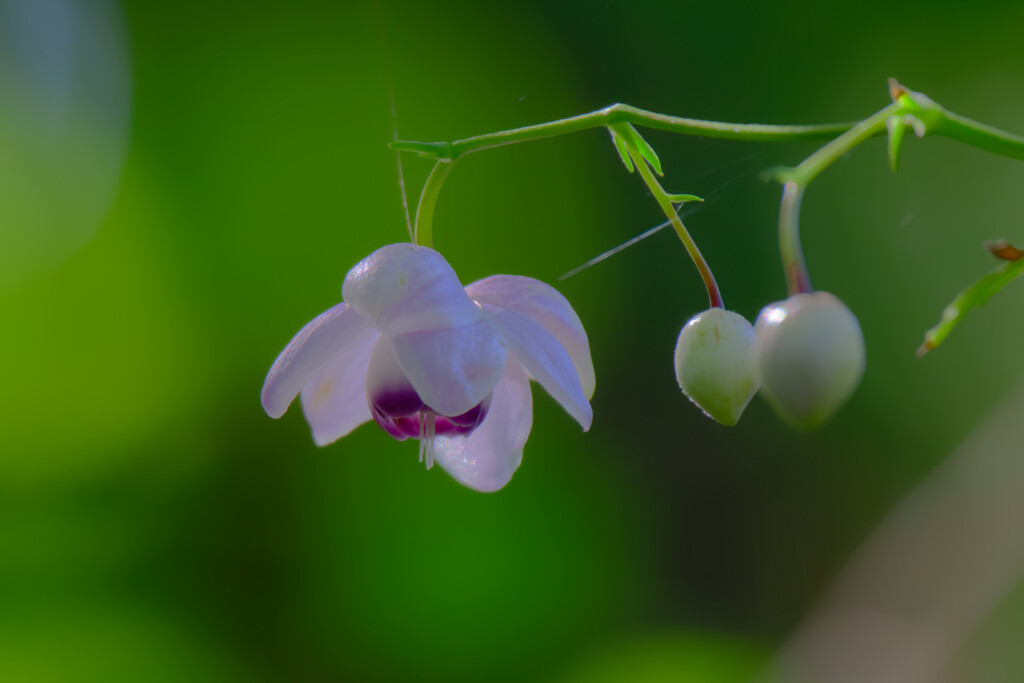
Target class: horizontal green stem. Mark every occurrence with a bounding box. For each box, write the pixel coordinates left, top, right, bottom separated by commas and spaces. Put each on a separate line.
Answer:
394, 87, 1024, 167
928, 107, 1024, 161
392, 104, 858, 161
886, 85, 1024, 161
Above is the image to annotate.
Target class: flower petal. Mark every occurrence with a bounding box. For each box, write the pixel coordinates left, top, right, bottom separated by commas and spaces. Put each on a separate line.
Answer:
434, 357, 533, 492
390, 318, 508, 418
261, 302, 379, 419
481, 303, 592, 430
300, 332, 381, 446
342, 243, 481, 335
364, 334, 423, 418
466, 275, 595, 399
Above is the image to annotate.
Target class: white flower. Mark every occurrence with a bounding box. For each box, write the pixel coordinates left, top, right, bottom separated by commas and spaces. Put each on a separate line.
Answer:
261, 243, 595, 492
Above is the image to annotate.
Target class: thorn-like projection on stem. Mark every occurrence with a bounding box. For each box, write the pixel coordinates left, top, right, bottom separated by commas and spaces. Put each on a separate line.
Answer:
985, 239, 1024, 262
888, 77, 908, 102
887, 115, 905, 172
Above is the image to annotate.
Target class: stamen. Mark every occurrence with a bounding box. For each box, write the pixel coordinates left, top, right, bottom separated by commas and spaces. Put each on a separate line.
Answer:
418, 413, 426, 463
424, 412, 436, 470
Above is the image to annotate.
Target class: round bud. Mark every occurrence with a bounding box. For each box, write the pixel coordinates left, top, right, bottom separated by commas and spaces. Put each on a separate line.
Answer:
674, 308, 759, 426
753, 292, 865, 430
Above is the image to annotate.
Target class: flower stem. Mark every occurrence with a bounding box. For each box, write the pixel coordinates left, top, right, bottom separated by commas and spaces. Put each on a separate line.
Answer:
773, 101, 900, 295
787, 102, 902, 186
779, 182, 811, 294
630, 147, 723, 309
413, 160, 455, 248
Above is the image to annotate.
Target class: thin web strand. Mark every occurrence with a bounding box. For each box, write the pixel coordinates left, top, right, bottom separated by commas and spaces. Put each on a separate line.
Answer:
374, 5, 413, 240
392, 107, 414, 240
559, 165, 758, 280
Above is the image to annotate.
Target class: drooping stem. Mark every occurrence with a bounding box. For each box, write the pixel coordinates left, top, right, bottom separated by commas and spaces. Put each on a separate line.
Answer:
779, 182, 811, 294
774, 102, 901, 295
630, 147, 723, 309
413, 160, 455, 247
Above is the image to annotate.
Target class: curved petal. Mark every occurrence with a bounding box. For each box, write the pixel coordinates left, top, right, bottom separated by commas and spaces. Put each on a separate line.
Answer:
261, 302, 379, 419
300, 332, 381, 446
342, 243, 481, 335
466, 275, 595, 399
434, 357, 532, 492
390, 318, 507, 418
482, 303, 592, 431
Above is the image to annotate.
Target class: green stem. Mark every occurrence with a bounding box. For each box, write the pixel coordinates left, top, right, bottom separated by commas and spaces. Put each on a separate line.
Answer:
392, 104, 858, 162
630, 147, 723, 309
413, 160, 455, 247
932, 110, 1024, 159
394, 87, 1024, 166
919, 256, 1024, 355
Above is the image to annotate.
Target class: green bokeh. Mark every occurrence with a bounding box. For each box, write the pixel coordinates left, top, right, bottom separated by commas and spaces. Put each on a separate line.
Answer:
2, 0, 1024, 680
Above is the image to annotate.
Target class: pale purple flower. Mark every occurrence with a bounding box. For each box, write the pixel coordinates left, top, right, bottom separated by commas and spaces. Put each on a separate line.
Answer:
261, 243, 595, 492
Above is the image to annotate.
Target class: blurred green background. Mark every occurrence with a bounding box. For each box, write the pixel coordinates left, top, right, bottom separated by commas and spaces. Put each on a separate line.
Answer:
3, 0, 1024, 681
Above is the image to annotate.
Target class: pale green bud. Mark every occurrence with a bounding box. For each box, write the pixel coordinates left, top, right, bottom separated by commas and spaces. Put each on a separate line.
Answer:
674, 308, 759, 426
753, 292, 865, 430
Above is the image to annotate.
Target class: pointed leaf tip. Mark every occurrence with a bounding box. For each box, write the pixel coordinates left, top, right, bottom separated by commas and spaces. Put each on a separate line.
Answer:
628, 125, 663, 176
888, 78, 908, 102
762, 166, 796, 184
668, 193, 703, 204
610, 122, 663, 176
918, 259, 1024, 354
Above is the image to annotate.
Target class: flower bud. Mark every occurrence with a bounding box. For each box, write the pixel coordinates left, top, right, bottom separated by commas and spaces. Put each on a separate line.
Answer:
753, 292, 865, 430
674, 308, 759, 426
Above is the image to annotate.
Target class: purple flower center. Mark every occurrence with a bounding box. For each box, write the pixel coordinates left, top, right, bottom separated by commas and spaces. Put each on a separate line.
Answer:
369, 386, 492, 442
